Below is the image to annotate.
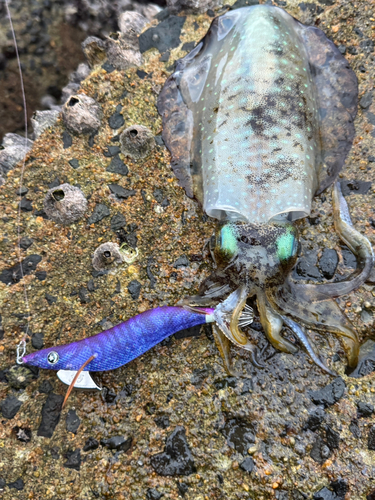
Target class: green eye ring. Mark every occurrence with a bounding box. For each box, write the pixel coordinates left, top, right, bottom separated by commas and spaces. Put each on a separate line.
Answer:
47, 351, 59, 365
218, 224, 239, 258
276, 227, 298, 261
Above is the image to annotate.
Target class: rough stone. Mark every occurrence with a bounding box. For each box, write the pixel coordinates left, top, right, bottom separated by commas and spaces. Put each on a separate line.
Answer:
101, 436, 132, 451
66, 409, 80, 434
83, 437, 99, 452
31, 332, 44, 349
139, 16, 186, 53
309, 378, 346, 407
221, 417, 255, 455
0, 254, 42, 285
318, 249, 339, 280
87, 203, 110, 225
128, 279, 142, 299
357, 402, 374, 418
82, 36, 107, 67
1, 395, 22, 419
63, 449, 81, 470
108, 183, 136, 199
31, 110, 60, 139
0, 133, 33, 175
37, 393, 63, 438
150, 426, 195, 476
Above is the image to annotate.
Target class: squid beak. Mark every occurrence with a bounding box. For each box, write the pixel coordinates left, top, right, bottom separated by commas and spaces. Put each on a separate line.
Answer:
213, 285, 255, 350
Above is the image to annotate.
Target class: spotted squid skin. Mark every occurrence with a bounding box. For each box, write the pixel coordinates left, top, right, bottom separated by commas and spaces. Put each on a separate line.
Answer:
23, 306, 213, 372
158, 5, 357, 224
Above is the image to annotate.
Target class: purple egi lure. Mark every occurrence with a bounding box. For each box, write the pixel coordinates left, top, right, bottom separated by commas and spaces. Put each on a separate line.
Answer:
22, 306, 215, 372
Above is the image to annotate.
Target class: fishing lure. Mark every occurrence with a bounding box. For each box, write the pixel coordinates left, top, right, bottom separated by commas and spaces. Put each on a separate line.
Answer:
19, 301, 254, 405
158, 5, 374, 374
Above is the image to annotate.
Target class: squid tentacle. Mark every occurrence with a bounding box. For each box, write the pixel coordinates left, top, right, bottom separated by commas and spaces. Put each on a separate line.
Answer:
292, 182, 374, 299
281, 315, 337, 376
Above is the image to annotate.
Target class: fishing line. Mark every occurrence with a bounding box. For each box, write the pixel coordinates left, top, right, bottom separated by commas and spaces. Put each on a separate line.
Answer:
4, 0, 32, 344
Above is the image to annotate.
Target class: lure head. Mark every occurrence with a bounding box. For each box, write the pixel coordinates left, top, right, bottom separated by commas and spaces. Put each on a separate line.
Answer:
214, 222, 299, 287
22, 343, 85, 371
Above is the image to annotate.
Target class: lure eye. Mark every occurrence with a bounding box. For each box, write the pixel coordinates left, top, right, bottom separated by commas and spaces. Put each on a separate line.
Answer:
47, 351, 59, 365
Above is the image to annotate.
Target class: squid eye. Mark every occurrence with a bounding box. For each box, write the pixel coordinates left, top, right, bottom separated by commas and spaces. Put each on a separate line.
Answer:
47, 351, 59, 365
218, 224, 238, 258
276, 228, 298, 261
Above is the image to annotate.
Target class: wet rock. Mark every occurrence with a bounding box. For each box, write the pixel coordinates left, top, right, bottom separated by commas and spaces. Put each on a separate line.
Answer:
45, 293, 57, 305
368, 489, 375, 500
87, 203, 111, 225
68, 159, 80, 169
19, 198, 33, 211
340, 179, 372, 196
105, 26, 143, 71
325, 425, 340, 450
150, 426, 195, 476
83, 437, 99, 452
359, 92, 373, 109
295, 255, 322, 280
173, 255, 189, 268
167, 0, 220, 14
92, 242, 124, 271
111, 213, 127, 231
368, 426, 375, 451
16, 186, 28, 196
63, 448, 81, 470
37, 393, 63, 438
0, 254, 42, 285
78, 287, 89, 303
0, 478, 5, 490
304, 407, 326, 431
13, 426, 32, 443
318, 249, 339, 280
101, 436, 132, 451
0, 133, 33, 175
310, 436, 331, 464
50, 446, 60, 459
309, 377, 346, 407
221, 417, 256, 455
140, 16, 186, 56
137, 69, 148, 79
214, 377, 237, 390
351, 340, 375, 378
66, 409, 80, 434
178, 482, 189, 496
62, 131, 72, 149
357, 402, 374, 418
44, 183, 88, 225
35, 270, 47, 281
108, 111, 125, 129
8, 478, 24, 490
119, 125, 155, 160
349, 420, 361, 438
19, 237, 33, 250
7, 365, 36, 389
240, 456, 254, 473
1, 395, 22, 419
31, 110, 60, 139
102, 387, 117, 403
107, 155, 129, 175
32, 332, 44, 349
62, 94, 102, 135
38, 380, 53, 394
118, 11, 148, 35
108, 183, 136, 199
128, 279, 142, 299
82, 36, 107, 68
146, 489, 164, 500
155, 415, 170, 429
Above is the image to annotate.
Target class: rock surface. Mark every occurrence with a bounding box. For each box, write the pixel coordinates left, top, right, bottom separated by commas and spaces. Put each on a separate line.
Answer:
1, 1, 375, 498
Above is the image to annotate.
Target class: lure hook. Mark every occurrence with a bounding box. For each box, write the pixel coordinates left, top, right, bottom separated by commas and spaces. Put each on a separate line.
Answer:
16, 338, 26, 365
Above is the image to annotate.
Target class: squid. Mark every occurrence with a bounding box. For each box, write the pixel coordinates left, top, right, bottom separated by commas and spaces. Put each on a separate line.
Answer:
158, 5, 374, 375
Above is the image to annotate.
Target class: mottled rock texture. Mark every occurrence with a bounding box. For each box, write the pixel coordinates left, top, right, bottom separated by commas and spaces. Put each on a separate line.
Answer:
1, 0, 375, 498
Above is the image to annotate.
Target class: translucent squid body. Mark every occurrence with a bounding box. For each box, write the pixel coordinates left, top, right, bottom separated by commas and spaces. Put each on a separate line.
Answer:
158, 5, 374, 375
